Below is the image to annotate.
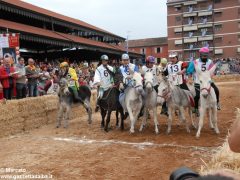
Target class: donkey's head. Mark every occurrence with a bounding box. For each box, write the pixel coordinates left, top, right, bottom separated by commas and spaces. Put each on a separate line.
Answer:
157, 76, 169, 104
195, 63, 216, 98
144, 71, 154, 93
132, 72, 144, 95
59, 77, 70, 95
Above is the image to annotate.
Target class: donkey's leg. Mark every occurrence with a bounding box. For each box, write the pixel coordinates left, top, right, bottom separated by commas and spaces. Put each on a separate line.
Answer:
100, 107, 107, 128
56, 105, 63, 128
128, 109, 135, 134
179, 106, 190, 133
104, 110, 112, 132
64, 105, 71, 128
153, 107, 159, 134
116, 110, 119, 128
139, 107, 148, 132
189, 107, 197, 129
212, 106, 220, 134
83, 99, 92, 124
120, 108, 125, 131
196, 107, 206, 138
167, 106, 173, 134
208, 108, 214, 129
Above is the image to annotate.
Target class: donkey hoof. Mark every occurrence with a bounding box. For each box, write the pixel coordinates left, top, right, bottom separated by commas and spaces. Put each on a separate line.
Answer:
196, 133, 200, 139
104, 128, 109, 132
215, 129, 220, 134
56, 125, 60, 128
155, 130, 159, 135
129, 129, 135, 134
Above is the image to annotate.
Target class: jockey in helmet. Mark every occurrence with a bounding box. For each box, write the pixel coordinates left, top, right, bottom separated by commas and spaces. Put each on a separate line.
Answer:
187, 47, 221, 116
160, 58, 168, 71
93, 55, 115, 112
163, 52, 189, 90
142, 56, 159, 92
120, 53, 139, 87
59, 61, 84, 103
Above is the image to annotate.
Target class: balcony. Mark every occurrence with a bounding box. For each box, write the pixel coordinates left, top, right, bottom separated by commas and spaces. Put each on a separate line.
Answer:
198, 35, 213, 41
183, 25, 198, 31
183, 1, 197, 6
198, 23, 213, 28
175, 39, 183, 45
215, 49, 223, 55
184, 37, 198, 43
198, 11, 213, 17
183, 12, 197, 17
174, 27, 182, 33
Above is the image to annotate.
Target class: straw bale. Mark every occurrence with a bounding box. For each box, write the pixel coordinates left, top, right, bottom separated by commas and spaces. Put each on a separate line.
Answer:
0, 91, 96, 138
200, 109, 240, 175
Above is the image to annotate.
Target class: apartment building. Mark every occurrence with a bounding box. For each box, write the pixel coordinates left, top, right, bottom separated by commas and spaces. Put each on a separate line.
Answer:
167, 0, 240, 60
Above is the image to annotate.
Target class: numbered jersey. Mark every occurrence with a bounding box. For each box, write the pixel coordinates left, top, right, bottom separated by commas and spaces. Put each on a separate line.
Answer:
167, 61, 184, 85
194, 58, 213, 84
93, 64, 114, 89
142, 65, 158, 86
120, 63, 137, 84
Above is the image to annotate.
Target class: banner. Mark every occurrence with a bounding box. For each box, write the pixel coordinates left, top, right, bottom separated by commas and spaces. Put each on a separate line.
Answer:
0, 33, 20, 61
8, 33, 19, 48
2, 48, 17, 64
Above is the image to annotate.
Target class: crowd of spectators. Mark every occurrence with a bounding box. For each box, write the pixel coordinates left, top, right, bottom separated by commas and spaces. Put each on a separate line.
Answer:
0, 55, 239, 100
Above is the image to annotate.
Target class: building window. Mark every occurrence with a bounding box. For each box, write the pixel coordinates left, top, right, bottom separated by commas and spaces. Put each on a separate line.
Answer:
156, 47, 162, 54
175, 32, 182, 35
214, 24, 222, 31
175, 16, 181, 22
214, 11, 222, 17
238, 35, 240, 42
238, 22, 240, 29
214, 0, 221, 3
215, 37, 223, 43
141, 48, 146, 54
175, 6, 181, 11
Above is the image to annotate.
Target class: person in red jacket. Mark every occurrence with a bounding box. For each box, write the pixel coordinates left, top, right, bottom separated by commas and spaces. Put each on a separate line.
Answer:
0, 56, 17, 100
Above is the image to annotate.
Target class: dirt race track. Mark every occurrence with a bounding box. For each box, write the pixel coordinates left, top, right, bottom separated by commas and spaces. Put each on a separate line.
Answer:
0, 81, 240, 180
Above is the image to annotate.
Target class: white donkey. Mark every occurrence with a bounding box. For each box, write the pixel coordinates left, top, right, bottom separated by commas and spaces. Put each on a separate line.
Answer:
158, 77, 194, 134
140, 72, 159, 134
120, 72, 144, 133
195, 64, 219, 138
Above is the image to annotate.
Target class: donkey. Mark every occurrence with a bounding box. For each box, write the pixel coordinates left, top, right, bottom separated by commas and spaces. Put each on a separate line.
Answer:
158, 77, 194, 134
139, 72, 159, 134
120, 72, 144, 134
195, 64, 219, 138
98, 67, 125, 132
56, 77, 92, 128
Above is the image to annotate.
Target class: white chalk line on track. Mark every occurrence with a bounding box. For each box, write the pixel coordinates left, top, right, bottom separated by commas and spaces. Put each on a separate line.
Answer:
53, 137, 217, 152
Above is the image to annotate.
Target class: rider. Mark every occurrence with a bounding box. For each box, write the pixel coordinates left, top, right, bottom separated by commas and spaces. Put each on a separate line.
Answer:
59, 62, 84, 103
93, 55, 115, 112
164, 52, 189, 90
187, 47, 221, 116
119, 53, 139, 87
142, 56, 159, 92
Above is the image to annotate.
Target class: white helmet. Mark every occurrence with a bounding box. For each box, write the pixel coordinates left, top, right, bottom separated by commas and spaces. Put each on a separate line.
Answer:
122, 53, 129, 60
101, 55, 109, 61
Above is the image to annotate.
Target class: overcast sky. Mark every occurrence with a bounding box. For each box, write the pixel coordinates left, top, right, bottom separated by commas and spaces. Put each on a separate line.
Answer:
23, 0, 167, 40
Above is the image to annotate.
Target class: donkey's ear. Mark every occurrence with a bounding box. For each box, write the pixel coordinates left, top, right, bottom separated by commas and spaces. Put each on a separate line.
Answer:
194, 61, 201, 75
209, 64, 217, 76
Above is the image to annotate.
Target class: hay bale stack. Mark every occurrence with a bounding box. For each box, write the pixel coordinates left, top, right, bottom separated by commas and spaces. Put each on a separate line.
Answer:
200, 109, 240, 175
0, 91, 97, 138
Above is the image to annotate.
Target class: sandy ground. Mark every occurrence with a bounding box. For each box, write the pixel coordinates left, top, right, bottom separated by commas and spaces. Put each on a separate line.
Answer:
0, 81, 240, 180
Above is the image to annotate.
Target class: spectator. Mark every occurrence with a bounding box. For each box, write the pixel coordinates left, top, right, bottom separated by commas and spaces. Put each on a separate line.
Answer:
15, 57, 27, 99
0, 56, 17, 99
25, 58, 39, 97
